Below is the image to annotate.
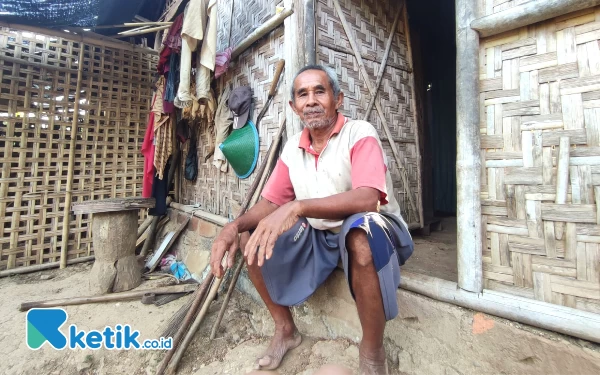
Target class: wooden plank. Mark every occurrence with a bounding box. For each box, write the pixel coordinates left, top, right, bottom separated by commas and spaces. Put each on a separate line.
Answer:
482, 205, 509, 216
485, 151, 523, 160
544, 220, 557, 257
526, 200, 543, 238
480, 77, 503, 92
584, 108, 600, 146
502, 44, 537, 60
483, 88, 520, 99
512, 252, 534, 287
538, 62, 579, 82
532, 264, 577, 278
561, 93, 585, 129
541, 203, 598, 223
550, 275, 600, 299
485, 159, 524, 167
487, 224, 529, 236
560, 74, 600, 95
542, 129, 587, 146
481, 134, 504, 149
576, 223, 600, 235
533, 271, 553, 302
519, 52, 557, 72
520, 113, 563, 131
504, 167, 543, 185
587, 244, 600, 282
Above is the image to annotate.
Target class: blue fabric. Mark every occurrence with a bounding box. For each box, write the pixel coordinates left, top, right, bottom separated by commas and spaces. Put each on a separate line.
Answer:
259, 212, 414, 321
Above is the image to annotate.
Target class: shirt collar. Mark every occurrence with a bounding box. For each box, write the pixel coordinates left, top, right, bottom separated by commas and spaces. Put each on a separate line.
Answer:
298, 112, 346, 152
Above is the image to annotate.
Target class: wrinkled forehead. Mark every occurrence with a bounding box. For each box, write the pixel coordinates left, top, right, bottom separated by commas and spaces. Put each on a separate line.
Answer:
293, 70, 332, 94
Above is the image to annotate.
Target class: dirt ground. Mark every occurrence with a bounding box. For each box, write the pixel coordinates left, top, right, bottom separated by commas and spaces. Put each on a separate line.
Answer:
404, 217, 458, 283
0, 263, 365, 375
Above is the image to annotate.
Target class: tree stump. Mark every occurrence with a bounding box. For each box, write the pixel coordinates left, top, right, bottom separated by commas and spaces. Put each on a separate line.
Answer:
73, 198, 155, 294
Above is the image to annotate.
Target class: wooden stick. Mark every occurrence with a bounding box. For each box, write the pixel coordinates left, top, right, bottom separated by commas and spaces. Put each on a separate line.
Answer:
137, 216, 155, 237
362, 2, 403, 120
124, 22, 173, 27
232, 8, 294, 59
19, 284, 197, 312
331, 0, 418, 219
118, 25, 151, 35
59, 46, 85, 269
155, 275, 213, 375
0, 256, 94, 278
166, 276, 222, 374
116, 25, 172, 37
209, 118, 287, 340
402, 3, 424, 229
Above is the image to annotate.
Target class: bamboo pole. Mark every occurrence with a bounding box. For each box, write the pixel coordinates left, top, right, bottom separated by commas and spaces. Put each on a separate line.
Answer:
400, 271, 600, 344
0, 256, 94, 278
123, 22, 173, 27
303, 0, 316, 65
19, 284, 197, 312
471, 0, 600, 38
117, 25, 172, 37
59, 46, 85, 269
402, 3, 424, 229
331, 0, 419, 219
284, 0, 305, 137
362, 2, 403, 120
456, 0, 483, 293
232, 8, 294, 60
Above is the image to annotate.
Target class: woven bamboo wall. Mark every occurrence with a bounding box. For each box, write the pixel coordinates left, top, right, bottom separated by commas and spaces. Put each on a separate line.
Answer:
0, 28, 156, 270
479, 0, 532, 16
479, 8, 600, 314
181, 2, 286, 217
316, 0, 421, 226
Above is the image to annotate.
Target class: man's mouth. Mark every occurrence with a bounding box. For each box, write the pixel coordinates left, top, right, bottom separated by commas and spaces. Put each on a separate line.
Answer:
304, 111, 324, 118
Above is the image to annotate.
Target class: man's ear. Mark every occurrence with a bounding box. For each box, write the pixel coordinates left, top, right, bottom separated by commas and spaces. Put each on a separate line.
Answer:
335, 92, 344, 110
289, 99, 301, 116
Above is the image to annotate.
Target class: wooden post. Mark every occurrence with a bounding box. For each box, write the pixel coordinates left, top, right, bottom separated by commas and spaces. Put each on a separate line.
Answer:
456, 0, 483, 293
303, 0, 316, 65
59, 45, 85, 269
284, 0, 307, 137
471, 0, 600, 38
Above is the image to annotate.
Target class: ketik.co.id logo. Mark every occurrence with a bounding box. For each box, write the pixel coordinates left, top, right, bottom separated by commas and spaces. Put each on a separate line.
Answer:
26, 308, 172, 350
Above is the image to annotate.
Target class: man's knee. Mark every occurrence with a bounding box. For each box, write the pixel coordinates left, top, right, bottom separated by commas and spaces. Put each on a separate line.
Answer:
346, 228, 373, 267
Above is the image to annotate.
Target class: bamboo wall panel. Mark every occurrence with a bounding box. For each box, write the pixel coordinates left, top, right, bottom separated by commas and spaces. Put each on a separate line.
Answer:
479, 8, 600, 313
0, 28, 156, 270
479, 0, 533, 16
316, 0, 421, 225
180, 26, 286, 217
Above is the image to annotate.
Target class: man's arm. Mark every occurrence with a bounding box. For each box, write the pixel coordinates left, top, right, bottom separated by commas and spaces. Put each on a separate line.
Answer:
229, 198, 279, 233
294, 187, 379, 220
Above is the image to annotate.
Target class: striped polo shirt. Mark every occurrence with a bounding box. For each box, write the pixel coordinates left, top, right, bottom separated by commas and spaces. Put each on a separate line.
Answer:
262, 112, 406, 232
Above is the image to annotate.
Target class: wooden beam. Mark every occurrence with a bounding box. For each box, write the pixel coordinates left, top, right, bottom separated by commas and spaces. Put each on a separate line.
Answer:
456, 0, 483, 293
471, 0, 600, 38
400, 271, 600, 344
0, 256, 94, 278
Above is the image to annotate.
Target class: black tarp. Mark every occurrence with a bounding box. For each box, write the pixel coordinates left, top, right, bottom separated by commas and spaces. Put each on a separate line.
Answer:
0, 0, 152, 28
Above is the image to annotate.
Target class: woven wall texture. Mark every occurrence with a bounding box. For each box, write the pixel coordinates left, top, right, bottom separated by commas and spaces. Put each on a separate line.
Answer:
480, 0, 533, 16
479, 7, 600, 314
316, 0, 422, 226
0, 28, 156, 270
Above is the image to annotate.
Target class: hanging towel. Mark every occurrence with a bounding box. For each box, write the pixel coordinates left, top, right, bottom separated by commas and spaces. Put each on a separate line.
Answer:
213, 85, 232, 172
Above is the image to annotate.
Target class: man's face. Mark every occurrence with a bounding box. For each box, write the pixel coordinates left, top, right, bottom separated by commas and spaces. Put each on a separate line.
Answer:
289, 70, 343, 130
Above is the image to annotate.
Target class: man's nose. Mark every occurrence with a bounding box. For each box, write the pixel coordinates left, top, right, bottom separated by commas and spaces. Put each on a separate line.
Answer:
305, 92, 318, 106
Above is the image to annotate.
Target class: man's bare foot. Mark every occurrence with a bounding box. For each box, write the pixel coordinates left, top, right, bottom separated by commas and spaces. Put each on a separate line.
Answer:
254, 328, 302, 370
358, 347, 388, 375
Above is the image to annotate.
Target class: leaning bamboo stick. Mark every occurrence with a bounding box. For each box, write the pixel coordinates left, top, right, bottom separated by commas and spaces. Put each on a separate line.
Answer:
154, 275, 213, 375
232, 8, 294, 59
19, 284, 196, 312
59, 46, 85, 269
209, 118, 287, 340
332, 0, 418, 219
362, 2, 403, 120
118, 25, 151, 35
166, 276, 222, 374
123, 22, 173, 27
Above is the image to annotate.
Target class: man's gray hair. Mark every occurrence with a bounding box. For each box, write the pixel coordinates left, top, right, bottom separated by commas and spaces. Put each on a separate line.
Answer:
290, 64, 341, 101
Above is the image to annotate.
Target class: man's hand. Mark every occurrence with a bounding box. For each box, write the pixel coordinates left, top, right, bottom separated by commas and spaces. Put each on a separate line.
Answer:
245, 201, 301, 267
210, 223, 239, 278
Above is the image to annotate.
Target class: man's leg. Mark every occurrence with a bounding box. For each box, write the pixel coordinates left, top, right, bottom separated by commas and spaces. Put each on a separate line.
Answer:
346, 228, 388, 375
241, 231, 302, 370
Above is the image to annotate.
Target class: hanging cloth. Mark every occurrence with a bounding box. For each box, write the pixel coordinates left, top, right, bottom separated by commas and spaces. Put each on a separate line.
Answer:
141, 96, 157, 198
175, 0, 218, 108
153, 77, 173, 180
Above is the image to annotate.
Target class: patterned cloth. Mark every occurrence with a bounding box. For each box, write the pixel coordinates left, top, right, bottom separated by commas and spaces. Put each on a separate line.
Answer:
152, 77, 173, 180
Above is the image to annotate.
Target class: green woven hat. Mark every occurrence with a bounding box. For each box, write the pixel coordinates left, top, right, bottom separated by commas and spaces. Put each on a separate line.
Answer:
219, 120, 259, 179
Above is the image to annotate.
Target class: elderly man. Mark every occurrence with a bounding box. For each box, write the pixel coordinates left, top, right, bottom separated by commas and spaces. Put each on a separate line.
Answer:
210, 65, 414, 375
